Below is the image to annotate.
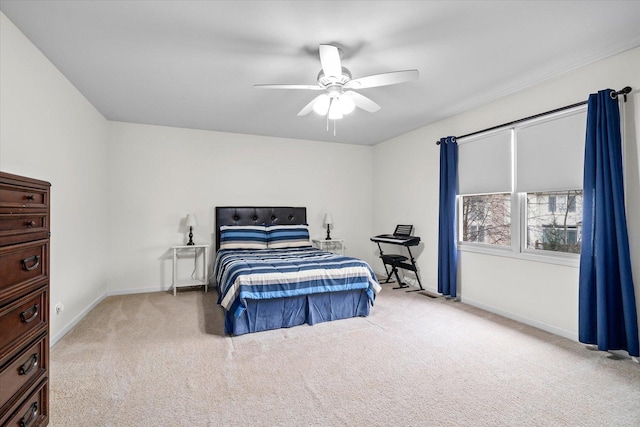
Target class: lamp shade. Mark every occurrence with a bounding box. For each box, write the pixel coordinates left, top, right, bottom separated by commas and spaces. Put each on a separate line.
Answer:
313, 94, 330, 115
185, 214, 198, 227
323, 213, 333, 226
327, 99, 343, 120
338, 93, 355, 114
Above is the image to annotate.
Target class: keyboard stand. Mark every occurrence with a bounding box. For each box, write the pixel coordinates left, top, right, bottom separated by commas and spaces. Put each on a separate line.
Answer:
375, 242, 424, 292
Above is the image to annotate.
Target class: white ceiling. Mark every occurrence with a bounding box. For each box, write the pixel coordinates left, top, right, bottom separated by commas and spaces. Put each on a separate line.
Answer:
1, 1, 639, 146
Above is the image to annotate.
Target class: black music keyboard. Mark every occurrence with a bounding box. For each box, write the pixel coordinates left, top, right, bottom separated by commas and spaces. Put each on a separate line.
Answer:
370, 234, 420, 246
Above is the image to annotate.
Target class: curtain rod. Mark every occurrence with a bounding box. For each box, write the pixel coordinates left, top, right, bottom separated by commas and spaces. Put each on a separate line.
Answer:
435, 86, 632, 145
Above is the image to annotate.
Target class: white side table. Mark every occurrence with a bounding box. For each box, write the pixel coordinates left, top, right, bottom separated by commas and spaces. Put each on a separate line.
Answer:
171, 244, 209, 295
312, 238, 345, 255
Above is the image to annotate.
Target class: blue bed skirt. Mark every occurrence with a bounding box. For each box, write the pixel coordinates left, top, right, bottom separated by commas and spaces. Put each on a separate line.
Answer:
224, 289, 371, 335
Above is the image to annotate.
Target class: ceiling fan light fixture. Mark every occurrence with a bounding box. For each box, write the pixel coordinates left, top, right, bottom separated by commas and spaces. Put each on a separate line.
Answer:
313, 94, 330, 115
338, 94, 355, 114
328, 99, 343, 120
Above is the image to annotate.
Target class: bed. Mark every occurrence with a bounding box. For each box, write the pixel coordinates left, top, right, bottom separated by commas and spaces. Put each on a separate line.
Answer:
214, 206, 381, 335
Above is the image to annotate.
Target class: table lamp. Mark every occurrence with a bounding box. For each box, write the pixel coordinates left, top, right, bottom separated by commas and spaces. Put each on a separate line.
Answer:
323, 213, 333, 240
185, 214, 198, 245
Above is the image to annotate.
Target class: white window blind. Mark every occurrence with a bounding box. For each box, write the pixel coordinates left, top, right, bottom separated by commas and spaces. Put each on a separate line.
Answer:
458, 129, 512, 195
515, 107, 587, 192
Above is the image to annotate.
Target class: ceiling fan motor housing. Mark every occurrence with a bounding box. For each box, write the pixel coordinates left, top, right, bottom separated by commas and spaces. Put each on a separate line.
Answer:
317, 67, 352, 89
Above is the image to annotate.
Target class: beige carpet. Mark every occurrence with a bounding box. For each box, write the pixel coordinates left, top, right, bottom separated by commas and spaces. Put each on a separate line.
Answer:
50, 285, 640, 426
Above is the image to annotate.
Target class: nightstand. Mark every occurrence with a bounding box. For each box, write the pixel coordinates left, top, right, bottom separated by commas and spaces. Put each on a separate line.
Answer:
312, 238, 345, 255
171, 244, 209, 295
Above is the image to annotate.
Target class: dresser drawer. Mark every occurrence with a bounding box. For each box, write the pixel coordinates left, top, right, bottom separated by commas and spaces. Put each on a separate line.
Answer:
0, 333, 48, 407
0, 240, 48, 297
0, 182, 48, 211
0, 214, 48, 247
0, 288, 47, 362
0, 378, 48, 427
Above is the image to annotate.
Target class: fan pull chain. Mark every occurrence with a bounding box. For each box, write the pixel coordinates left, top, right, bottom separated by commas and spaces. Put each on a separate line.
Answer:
324, 113, 337, 136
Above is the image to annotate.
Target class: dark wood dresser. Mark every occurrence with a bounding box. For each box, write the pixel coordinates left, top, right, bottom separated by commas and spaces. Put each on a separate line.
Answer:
0, 171, 50, 426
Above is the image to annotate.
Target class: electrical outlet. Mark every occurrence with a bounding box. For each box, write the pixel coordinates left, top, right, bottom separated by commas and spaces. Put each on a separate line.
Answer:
55, 303, 64, 314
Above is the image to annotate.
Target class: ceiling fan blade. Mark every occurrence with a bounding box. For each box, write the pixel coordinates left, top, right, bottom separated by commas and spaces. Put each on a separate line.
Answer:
254, 84, 322, 90
347, 91, 381, 113
297, 94, 326, 116
319, 44, 342, 78
345, 69, 419, 89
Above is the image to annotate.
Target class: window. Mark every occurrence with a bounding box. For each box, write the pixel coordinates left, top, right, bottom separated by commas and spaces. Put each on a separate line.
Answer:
548, 195, 556, 213
458, 129, 513, 248
457, 106, 587, 264
568, 194, 577, 212
527, 190, 583, 254
461, 194, 510, 246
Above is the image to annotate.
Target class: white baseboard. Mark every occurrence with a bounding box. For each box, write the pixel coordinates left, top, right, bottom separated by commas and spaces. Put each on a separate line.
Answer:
50, 285, 171, 347
50, 292, 107, 347
105, 285, 169, 297
460, 296, 578, 342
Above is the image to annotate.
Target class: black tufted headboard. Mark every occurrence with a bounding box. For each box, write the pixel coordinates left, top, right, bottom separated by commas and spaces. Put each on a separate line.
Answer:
215, 206, 307, 251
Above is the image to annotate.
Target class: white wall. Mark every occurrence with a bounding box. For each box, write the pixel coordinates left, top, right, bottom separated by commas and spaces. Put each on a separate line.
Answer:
373, 47, 640, 340
0, 12, 110, 342
106, 122, 374, 293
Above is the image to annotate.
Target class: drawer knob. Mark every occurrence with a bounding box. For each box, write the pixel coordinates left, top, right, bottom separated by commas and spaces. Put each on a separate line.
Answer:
19, 401, 38, 427
21, 255, 41, 271
26, 220, 37, 227
19, 353, 39, 375
25, 194, 35, 201
20, 304, 39, 323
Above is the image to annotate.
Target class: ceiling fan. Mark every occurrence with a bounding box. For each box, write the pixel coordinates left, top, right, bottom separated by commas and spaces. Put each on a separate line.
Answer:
254, 44, 419, 127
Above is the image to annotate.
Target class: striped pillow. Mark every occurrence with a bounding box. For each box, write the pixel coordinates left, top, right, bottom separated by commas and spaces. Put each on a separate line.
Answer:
267, 224, 312, 249
219, 225, 268, 250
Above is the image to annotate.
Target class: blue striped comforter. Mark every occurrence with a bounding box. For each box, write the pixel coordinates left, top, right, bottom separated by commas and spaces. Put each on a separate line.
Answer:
215, 247, 381, 319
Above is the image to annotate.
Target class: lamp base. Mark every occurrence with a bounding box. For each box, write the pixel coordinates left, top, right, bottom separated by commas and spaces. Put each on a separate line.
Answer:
187, 227, 194, 245
326, 225, 331, 240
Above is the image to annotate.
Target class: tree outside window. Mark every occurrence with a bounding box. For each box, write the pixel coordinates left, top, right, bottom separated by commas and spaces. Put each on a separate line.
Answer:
461, 194, 511, 246
527, 190, 582, 254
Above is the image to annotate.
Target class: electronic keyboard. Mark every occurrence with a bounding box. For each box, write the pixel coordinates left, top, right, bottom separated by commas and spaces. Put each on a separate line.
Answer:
370, 234, 421, 246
